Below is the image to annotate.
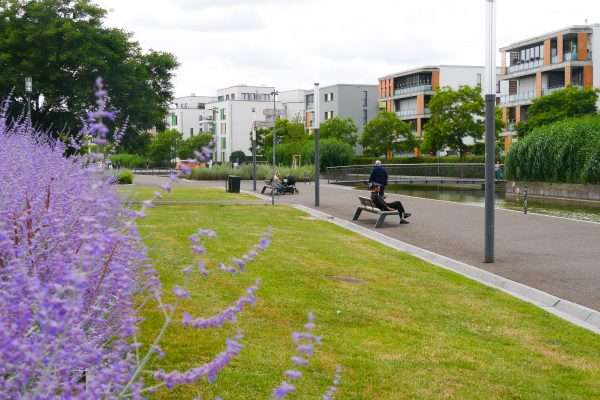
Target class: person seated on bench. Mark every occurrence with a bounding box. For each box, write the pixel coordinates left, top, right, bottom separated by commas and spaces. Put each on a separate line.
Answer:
370, 182, 411, 224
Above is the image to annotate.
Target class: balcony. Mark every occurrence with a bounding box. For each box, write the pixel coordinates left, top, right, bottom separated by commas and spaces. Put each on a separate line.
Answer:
396, 109, 417, 118
564, 51, 578, 61
506, 58, 544, 73
506, 122, 517, 132
542, 86, 564, 96
306, 102, 314, 110
393, 84, 432, 96
500, 90, 536, 104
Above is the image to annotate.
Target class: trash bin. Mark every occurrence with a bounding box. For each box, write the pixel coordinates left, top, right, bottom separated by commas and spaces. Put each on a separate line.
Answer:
227, 175, 241, 193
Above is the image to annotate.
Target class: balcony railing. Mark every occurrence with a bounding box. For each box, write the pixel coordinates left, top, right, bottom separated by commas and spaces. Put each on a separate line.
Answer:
551, 55, 558, 64
306, 102, 314, 110
424, 107, 430, 114
564, 51, 578, 61
542, 86, 564, 96
396, 109, 417, 117
393, 84, 432, 96
588, 51, 593, 60
500, 90, 536, 104
506, 58, 544, 73
506, 122, 517, 132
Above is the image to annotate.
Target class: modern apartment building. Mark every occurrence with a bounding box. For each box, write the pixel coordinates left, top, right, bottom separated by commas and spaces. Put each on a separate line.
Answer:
499, 24, 599, 151
212, 85, 282, 162
304, 84, 379, 152
279, 89, 306, 123
378, 65, 503, 155
166, 95, 218, 139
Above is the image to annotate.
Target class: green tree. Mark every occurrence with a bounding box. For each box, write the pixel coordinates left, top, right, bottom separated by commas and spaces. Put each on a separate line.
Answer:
360, 111, 414, 158
422, 85, 504, 154
319, 117, 358, 146
148, 129, 182, 166
0, 0, 178, 146
259, 118, 308, 153
178, 133, 214, 160
517, 84, 599, 137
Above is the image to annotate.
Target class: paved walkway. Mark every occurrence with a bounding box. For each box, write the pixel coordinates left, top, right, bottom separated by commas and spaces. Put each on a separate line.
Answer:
133, 175, 600, 313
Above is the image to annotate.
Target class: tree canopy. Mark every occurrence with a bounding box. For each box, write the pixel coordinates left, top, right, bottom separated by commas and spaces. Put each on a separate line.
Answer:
517, 85, 599, 137
148, 129, 182, 166
178, 133, 214, 160
319, 116, 358, 146
422, 85, 504, 154
0, 0, 178, 146
360, 111, 414, 158
254, 118, 307, 155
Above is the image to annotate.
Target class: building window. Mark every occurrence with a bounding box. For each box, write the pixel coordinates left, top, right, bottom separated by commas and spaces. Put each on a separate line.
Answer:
171, 115, 177, 126
190, 128, 194, 137
220, 108, 226, 120
220, 122, 226, 135
477, 74, 482, 87
231, 94, 235, 100
496, 81, 501, 94
221, 136, 226, 149
225, 94, 230, 100
324, 93, 333, 102
324, 111, 333, 120
363, 110, 368, 125
362, 91, 368, 107
218, 95, 224, 101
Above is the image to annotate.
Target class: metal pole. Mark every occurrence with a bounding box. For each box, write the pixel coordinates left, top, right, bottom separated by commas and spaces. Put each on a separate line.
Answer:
314, 83, 320, 207
271, 90, 278, 206
252, 108, 257, 192
484, 0, 496, 263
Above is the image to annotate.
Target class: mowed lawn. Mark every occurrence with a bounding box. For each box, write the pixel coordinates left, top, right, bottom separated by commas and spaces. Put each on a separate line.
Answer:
134, 188, 600, 400
118, 186, 258, 202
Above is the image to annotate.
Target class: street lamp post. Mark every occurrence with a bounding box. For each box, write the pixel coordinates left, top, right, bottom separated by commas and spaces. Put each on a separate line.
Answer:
314, 83, 320, 207
271, 90, 278, 206
25, 76, 32, 120
484, 0, 496, 263
251, 108, 257, 191
211, 106, 218, 163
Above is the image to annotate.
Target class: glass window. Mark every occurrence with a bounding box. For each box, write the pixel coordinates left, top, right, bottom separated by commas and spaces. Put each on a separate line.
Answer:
225, 94, 230, 100
171, 115, 177, 125
221, 137, 226, 149
231, 94, 235, 100
363, 109, 367, 125
198, 103, 205, 109
363, 90, 368, 107
190, 128, 194, 137
220, 108, 226, 120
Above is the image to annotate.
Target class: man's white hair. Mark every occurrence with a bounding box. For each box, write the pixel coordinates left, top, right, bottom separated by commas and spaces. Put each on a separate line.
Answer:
375, 160, 381, 166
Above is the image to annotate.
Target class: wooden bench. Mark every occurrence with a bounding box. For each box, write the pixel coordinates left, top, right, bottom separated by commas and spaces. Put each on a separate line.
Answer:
353, 196, 400, 228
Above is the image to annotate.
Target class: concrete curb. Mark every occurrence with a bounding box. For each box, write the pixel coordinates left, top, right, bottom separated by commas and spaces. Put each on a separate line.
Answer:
292, 204, 600, 335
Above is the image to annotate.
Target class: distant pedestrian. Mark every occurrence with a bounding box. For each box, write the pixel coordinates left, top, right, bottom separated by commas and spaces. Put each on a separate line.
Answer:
369, 160, 388, 198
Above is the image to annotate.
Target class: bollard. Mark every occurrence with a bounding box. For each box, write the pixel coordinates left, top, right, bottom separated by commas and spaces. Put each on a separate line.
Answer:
523, 185, 528, 214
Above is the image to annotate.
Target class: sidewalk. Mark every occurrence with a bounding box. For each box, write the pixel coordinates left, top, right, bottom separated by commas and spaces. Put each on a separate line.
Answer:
134, 175, 600, 312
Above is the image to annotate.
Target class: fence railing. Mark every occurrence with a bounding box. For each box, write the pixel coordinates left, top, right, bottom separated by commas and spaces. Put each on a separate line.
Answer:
326, 163, 489, 184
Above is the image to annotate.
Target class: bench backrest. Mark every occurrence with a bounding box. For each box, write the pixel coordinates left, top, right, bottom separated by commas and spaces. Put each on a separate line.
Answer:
358, 196, 379, 212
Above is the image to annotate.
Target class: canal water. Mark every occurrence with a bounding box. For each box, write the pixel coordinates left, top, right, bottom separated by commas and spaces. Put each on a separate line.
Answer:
384, 184, 600, 223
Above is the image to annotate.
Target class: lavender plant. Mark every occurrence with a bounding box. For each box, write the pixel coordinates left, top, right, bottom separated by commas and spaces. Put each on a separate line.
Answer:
0, 80, 339, 399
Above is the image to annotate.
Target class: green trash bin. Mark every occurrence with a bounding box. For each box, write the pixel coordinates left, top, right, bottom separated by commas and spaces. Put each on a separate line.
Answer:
227, 175, 241, 193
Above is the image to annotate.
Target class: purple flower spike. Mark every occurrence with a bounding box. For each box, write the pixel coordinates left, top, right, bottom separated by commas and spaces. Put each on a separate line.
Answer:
273, 381, 296, 398
285, 370, 302, 380
192, 245, 206, 254
291, 356, 309, 366
189, 234, 200, 244
173, 285, 190, 298
142, 200, 155, 208
153, 191, 164, 200
159, 182, 172, 193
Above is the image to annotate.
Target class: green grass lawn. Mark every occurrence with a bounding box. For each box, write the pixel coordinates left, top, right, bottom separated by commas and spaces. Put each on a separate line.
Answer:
135, 190, 600, 399
118, 186, 258, 202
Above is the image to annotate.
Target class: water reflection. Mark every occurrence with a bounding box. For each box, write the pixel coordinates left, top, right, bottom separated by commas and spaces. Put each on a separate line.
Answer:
381, 184, 600, 223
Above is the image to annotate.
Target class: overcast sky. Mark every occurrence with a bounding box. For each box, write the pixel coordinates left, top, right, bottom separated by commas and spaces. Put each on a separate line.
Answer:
95, 0, 599, 98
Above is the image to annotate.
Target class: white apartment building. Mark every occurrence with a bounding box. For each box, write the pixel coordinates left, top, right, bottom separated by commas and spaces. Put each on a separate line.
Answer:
212, 85, 282, 162
166, 95, 218, 139
278, 89, 306, 123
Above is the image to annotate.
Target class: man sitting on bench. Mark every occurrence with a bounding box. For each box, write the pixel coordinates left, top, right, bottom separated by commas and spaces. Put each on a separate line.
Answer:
370, 182, 411, 224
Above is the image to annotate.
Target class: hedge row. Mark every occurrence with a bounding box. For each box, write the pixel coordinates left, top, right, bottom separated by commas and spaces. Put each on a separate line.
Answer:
265, 139, 354, 171
188, 163, 315, 181
109, 153, 146, 169
504, 115, 600, 184
351, 155, 485, 165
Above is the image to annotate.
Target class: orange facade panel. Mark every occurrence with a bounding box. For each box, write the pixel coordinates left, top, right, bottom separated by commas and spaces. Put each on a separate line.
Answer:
431, 71, 440, 89
305, 112, 312, 128
515, 105, 521, 123
416, 95, 424, 114
557, 35, 564, 63
565, 66, 572, 86
501, 51, 506, 75
544, 39, 551, 66
584, 66, 593, 88
387, 100, 393, 112
578, 33, 588, 61
502, 107, 507, 124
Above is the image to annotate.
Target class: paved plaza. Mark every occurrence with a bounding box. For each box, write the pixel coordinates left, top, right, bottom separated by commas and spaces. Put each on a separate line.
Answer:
134, 175, 600, 313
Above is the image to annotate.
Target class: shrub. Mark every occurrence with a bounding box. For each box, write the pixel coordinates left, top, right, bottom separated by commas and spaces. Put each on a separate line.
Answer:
189, 162, 315, 181
505, 115, 600, 184
110, 153, 145, 168
116, 169, 133, 184
230, 150, 247, 164
351, 155, 485, 165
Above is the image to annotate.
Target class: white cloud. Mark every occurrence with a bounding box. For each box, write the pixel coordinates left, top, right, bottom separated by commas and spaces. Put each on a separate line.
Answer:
96, 0, 600, 97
